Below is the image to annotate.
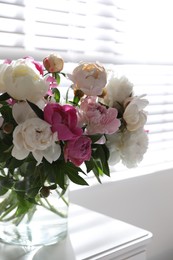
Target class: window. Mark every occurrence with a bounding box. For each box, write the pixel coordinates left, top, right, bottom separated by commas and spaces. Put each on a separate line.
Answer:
0, 0, 173, 179
0, 0, 125, 63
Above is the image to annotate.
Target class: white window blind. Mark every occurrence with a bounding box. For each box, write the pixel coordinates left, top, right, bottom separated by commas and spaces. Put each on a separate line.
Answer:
0, 0, 173, 175
0, 0, 125, 63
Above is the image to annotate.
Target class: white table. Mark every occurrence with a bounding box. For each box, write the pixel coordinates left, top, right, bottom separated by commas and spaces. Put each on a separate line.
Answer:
0, 204, 152, 260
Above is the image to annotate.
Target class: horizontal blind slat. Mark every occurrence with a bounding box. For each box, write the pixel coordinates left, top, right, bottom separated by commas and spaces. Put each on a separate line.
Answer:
0, 32, 24, 47
35, 22, 124, 42
0, 3, 25, 19
0, 17, 24, 33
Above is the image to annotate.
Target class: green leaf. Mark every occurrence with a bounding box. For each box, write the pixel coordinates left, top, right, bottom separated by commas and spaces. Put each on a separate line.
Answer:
0, 186, 8, 196
5, 156, 25, 170
55, 73, 61, 85
0, 103, 15, 123
85, 159, 95, 173
27, 100, 44, 120
43, 160, 66, 190
26, 187, 41, 198
92, 165, 102, 184
67, 171, 89, 186
89, 134, 103, 144
0, 143, 12, 163
14, 178, 40, 199
65, 162, 86, 175
52, 88, 60, 103
0, 176, 12, 195
15, 194, 36, 217
44, 159, 88, 188
64, 162, 88, 185
0, 176, 13, 189
47, 184, 57, 190
60, 72, 66, 77
0, 93, 11, 102
92, 144, 110, 177
73, 95, 80, 106
14, 180, 26, 192
65, 85, 73, 103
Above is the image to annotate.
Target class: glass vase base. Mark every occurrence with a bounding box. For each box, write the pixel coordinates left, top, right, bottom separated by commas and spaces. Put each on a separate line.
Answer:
0, 222, 68, 247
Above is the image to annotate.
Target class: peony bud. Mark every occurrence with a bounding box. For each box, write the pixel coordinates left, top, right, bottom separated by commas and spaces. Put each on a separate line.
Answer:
43, 54, 64, 73
40, 187, 50, 198
2, 122, 14, 134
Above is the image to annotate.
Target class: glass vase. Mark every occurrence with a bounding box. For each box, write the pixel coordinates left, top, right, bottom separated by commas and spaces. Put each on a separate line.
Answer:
0, 181, 69, 247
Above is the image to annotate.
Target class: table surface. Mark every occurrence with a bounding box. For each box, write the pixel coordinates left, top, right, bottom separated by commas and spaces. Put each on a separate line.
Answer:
0, 204, 152, 260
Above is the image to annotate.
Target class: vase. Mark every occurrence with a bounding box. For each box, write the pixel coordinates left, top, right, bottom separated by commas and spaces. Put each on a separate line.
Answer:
0, 180, 69, 247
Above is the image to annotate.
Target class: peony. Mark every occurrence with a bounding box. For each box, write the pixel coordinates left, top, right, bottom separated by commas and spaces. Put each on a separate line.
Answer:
12, 117, 61, 165
12, 102, 37, 124
3, 58, 49, 103
0, 63, 9, 92
43, 53, 64, 73
68, 62, 107, 96
123, 95, 149, 131
64, 136, 92, 166
106, 132, 122, 165
44, 103, 82, 141
121, 129, 148, 168
106, 129, 148, 168
78, 96, 120, 135
103, 74, 133, 107
24, 56, 44, 75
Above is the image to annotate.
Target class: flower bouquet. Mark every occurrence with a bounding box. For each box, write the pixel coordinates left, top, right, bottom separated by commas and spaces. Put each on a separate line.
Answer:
0, 54, 148, 246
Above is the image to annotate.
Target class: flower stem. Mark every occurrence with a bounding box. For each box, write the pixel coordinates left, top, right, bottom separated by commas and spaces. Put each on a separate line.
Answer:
0, 203, 17, 221
38, 198, 67, 218
55, 189, 69, 206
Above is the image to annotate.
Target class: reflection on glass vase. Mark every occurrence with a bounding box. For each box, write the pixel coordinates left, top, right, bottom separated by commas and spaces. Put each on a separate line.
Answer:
0, 180, 69, 247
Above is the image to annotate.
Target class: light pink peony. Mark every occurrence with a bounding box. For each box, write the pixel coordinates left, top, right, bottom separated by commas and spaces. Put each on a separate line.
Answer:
64, 136, 92, 166
68, 62, 107, 96
44, 103, 82, 141
78, 97, 121, 135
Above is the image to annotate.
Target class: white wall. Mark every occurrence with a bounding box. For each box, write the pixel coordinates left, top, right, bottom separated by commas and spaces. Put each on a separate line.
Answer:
70, 168, 173, 260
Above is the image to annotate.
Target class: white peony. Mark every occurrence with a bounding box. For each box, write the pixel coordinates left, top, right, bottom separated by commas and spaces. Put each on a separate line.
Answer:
121, 129, 148, 168
12, 102, 37, 124
123, 95, 149, 131
12, 100, 46, 124
3, 59, 48, 102
106, 129, 148, 168
12, 117, 61, 165
0, 63, 9, 92
103, 74, 133, 107
106, 132, 122, 165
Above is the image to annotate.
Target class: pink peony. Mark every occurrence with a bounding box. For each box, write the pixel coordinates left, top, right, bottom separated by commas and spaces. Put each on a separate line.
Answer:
78, 97, 121, 135
64, 136, 92, 166
44, 103, 82, 141
68, 62, 107, 96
